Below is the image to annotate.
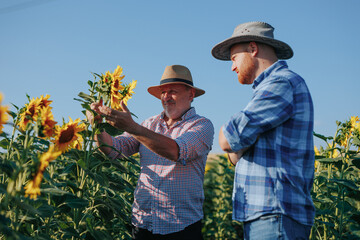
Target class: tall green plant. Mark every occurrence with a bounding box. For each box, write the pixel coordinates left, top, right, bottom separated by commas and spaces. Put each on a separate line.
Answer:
202, 154, 242, 239
311, 117, 360, 239
0, 66, 140, 239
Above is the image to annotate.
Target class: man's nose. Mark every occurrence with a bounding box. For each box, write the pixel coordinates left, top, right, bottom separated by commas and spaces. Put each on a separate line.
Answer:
162, 92, 170, 100
231, 62, 236, 72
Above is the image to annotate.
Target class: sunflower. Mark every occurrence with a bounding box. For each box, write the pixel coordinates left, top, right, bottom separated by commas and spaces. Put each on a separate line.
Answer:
53, 117, 86, 153
0, 93, 9, 134
18, 97, 41, 131
110, 91, 123, 110
39, 106, 57, 138
103, 71, 112, 83
122, 80, 137, 105
38, 94, 52, 109
350, 116, 359, 134
24, 145, 62, 200
112, 65, 125, 81
73, 134, 84, 150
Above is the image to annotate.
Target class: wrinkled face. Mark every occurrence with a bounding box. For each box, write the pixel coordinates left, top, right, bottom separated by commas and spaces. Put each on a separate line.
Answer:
230, 43, 256, 85
160, 84, 195, 120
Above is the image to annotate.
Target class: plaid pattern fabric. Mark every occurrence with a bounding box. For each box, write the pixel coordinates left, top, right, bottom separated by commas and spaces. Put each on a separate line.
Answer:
223, 61, 315, 226
108, 107, 214, 234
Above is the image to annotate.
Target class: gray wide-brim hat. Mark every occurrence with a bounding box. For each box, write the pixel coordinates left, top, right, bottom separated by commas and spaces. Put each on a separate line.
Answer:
147, 65, 205, 99
212, 21, 293, 60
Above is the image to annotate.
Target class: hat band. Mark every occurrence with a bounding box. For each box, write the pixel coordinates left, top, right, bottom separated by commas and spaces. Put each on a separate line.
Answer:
160, 78, 193, 86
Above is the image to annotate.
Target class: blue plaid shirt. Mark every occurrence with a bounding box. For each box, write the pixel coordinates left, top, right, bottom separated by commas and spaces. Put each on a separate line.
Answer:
222, 61, 315, 226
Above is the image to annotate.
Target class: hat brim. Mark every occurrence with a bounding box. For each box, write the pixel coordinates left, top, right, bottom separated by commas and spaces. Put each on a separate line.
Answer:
147, 82, 205, 99
211, 35, 293, 60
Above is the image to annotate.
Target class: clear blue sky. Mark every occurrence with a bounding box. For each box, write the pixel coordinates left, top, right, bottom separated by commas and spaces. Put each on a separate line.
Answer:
1, 0, 359, 153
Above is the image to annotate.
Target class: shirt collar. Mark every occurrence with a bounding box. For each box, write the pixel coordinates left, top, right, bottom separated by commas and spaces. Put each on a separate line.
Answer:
160, 107, 196, 122
252, 60, 288, 89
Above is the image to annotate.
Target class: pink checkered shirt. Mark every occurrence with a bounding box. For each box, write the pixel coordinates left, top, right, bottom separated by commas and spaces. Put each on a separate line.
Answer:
108, 107, 214, 234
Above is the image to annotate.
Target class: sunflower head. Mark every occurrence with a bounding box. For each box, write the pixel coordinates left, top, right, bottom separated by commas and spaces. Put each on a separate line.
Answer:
121, 80, 137, 105
38, 106, 57, 139
18, 97, 41, 131
0, 93, 9, 134
103, 71, 112, 84
38, 94, 52, 109
39, 145, 62, 171
53, 118, 86, 153
110, 92, 123, 110
24, 176, 42, 200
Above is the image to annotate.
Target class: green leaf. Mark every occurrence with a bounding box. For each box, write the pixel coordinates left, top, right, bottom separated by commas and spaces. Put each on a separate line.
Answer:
330, 178, 359, 191
0, 138, 9, 149
97, 122, 124, 136
317, 157, 342, 163
88, 171, 108, 186
92, 72, 102, 79
313, 132, 333, 142
353, 135, 360, 146
73, 97, 88, 104
87, 80, 94, 87
36, 203, 55, 218
41, 187, 69, 196
62, 227, 81, 239
7, 110, 18, 119
78, 92, 96, 102
65, 194, 89, 208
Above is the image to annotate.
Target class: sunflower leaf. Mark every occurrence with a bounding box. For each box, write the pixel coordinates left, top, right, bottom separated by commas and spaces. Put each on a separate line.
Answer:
352, 136, 360, 146
87, 80, 94, 88
97, 123, 123, 136
313, 132, 333, 142
78, 92, 95, 103
7, 110, 17, 119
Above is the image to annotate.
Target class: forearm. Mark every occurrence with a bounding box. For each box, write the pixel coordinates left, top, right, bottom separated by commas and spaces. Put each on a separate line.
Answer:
219, 127, 233, 152
220, 127, 249, 165
130, 123, 179, 161
94, 132, 113, 155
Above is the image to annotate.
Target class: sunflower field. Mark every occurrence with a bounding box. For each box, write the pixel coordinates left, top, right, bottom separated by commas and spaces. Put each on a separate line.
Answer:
0, 66, 139, 239
1, 65, 360, 239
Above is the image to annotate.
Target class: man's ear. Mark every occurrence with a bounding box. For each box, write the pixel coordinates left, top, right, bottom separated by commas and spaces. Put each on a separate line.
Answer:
189, 88, 196, 101
248, 41, 259, 56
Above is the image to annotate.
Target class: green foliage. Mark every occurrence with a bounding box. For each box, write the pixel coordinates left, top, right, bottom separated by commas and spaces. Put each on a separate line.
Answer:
203, 117, 360, 240
311, 117, 360, 240
202, 154, 242, 239
0, 102, 139, 239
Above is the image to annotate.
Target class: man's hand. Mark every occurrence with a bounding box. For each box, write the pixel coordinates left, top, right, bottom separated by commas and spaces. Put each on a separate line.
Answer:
227, 151, 246, 166
219, 127, 249, 166
86, 99, 103, 126
98, 101, 139, 134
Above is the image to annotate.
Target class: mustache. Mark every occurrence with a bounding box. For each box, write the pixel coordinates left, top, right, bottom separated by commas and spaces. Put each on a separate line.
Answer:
163, 100, 175, 105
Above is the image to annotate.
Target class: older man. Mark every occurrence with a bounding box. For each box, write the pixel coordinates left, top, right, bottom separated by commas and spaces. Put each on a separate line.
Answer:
87, 65, 214, 240
212, 22, 315, 239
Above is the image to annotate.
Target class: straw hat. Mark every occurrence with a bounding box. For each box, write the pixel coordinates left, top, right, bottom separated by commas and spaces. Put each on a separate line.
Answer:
147, 65, 205, 99
212, 21, 293, 60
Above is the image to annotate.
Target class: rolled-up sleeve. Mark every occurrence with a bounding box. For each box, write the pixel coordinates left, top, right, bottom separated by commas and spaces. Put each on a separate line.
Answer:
223, 78, 294, 152
175, 118, 214, 165
107, 132, 140, 159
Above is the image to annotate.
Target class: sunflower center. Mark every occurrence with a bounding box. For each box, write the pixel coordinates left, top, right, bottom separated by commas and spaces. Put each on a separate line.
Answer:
59, 127, 75, 143
29, 105, 36, 116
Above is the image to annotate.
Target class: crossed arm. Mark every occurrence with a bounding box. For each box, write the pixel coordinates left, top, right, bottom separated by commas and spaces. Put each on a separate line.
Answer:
219, 127, 248, 166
